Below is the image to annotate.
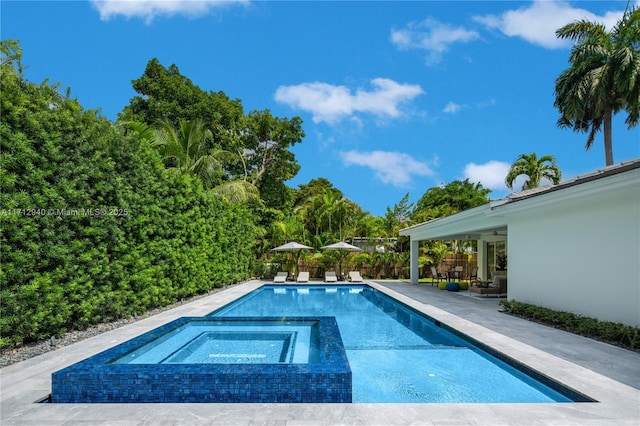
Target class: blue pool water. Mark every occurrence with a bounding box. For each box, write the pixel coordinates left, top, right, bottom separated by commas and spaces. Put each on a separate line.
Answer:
111, 320, 317, 364
209, 285, 576, 403
52, 284, 591, 404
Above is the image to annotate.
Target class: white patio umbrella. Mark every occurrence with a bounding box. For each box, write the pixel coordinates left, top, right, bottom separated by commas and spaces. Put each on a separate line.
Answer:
320, 242, 363, 280
271, 241, 313, 278
272, 241, 313, 252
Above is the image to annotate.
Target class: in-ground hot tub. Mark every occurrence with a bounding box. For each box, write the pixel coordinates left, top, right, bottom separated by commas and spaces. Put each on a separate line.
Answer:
51, 317, 351, 403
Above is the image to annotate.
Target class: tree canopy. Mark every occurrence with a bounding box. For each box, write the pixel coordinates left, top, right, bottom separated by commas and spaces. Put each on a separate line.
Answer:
240, 109, 304, 185
119, 58, 244, 132
120, 59, 304, 210
413, 179, 491, 223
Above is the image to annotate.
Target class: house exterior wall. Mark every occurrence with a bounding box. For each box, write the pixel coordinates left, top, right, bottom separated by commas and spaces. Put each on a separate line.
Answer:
506, 183, 640, 326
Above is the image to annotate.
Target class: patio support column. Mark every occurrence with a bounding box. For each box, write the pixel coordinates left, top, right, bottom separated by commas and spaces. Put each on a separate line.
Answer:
410, 238, 419, 284
477, 240, 487, 280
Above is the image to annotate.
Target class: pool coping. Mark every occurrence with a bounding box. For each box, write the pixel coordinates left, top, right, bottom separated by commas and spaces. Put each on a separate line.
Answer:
2, 280, 639, 425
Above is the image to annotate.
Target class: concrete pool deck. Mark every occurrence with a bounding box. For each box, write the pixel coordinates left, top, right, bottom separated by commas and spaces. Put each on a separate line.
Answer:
1, 279, 639, 425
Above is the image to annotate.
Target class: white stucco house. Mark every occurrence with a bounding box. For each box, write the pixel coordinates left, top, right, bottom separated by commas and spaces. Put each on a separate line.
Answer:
400, 159, 640, 327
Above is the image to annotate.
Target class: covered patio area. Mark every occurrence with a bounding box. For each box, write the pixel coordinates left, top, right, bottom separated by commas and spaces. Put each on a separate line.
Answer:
400, 159, 640, 327
399, 201, 509, 288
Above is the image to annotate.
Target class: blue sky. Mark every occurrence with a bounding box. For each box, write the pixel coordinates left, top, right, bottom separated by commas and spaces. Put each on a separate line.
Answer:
3, 1, 639, 216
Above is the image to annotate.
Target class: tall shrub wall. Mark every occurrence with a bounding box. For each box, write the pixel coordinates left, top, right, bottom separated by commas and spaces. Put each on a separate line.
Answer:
0, 61, 257, 348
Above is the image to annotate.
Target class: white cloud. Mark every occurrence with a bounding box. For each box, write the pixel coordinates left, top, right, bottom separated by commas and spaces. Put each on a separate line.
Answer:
390, 17, 480, 65
274, 78, 424, 124
339, 150, 434, 187
443, 102, 463, 114
90, 0, 248, 23
473, 0, 628, 49
464, 161, 511, 191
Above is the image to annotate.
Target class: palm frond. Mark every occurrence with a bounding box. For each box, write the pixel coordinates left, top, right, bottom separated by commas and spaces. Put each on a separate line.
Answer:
556, 20, 606, 43
213, 179, 260, 203
125, 121, 155, 144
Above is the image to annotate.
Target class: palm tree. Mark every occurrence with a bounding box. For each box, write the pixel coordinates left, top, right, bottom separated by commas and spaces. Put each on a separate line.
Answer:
554, 5, 640, 166
316, 189, 342, 237
131, 119, 259, 202
152, 119, 224, 187
351, 212, 384, 241
425, 241, 451, 273
293, 197, 319, 237
505, 153, 562, 190
270, 214, 306, 246
331, 197, 352, 241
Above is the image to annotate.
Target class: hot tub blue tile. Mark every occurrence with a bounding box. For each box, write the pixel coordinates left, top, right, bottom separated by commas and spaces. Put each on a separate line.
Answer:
52, 317, 351, 403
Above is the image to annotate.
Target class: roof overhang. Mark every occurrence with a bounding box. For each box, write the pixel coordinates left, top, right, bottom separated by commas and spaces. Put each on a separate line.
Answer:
399, 203, 507, 241
399, 158, 639, 242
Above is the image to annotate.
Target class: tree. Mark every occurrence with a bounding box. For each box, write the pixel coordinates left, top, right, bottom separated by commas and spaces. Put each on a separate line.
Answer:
238, 110, 305, 187
424, 242, 452, 271
554, 5, 640, 166
316, 189, 342, 236
129, 119, 259, 202
383, 193, 414, 236
211, 179, 260, 204
119, 58, 244, 134
0, 39, 22, 73
152, 119, 221, 187
293, 178, 343, 237
294, 178, 337, 206
349, 211, 384, 242
505, 153, 562, 190
413, 179, 491, 223
270, 213, 306, 246
120, 60, 304, 210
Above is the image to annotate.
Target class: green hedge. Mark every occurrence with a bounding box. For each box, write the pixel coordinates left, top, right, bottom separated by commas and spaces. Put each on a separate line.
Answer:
499, 300, 639, 351
0, 55, 257, 349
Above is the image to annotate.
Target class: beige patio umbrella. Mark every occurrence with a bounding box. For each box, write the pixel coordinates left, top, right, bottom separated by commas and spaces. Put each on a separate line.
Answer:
320, 241, 363, 280
272, 241, 313, 278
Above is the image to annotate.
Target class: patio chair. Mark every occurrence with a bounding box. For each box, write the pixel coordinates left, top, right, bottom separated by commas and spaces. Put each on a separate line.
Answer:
467, 267, 479, 284
273, 271, 288, 283
296, 271, 309, 283
430, 266, 446, 287
348, 271, 364, 282
325, 271, 338, 283
448, 266, 464, 281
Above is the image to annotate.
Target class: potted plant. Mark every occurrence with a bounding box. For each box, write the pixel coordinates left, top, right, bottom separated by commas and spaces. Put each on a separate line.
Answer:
494, 254, 507, 277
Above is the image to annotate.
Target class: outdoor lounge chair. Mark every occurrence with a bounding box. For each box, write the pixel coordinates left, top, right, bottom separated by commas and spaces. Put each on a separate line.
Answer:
273, 271, 288, 283
325, 271, 338, 283
348, 271, 363, 282
430, 266, 446, 287
296, 271, 309, 283
469, 275, 507, 297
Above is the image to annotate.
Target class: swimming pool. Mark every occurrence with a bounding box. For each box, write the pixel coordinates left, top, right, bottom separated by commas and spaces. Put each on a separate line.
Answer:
209, 285, 585, 403
52, 284, 592, 403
